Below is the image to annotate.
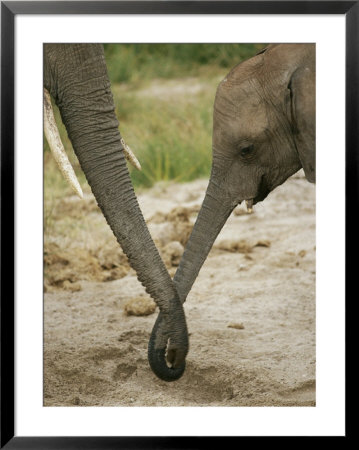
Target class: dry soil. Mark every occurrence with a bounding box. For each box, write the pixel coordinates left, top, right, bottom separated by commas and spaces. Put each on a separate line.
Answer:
44, 170, 315, 406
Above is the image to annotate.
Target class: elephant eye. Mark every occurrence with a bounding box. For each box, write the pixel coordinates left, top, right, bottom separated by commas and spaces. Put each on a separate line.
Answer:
240, 145, 254, 157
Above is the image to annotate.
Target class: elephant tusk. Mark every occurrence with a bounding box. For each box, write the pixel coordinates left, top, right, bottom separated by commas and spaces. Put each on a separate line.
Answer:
43, 88, 84, 199
245, 199, 254, 214
120, 138, 142, 171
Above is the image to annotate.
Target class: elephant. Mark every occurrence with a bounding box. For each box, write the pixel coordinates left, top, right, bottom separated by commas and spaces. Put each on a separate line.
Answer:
149, 43, 315, 381
44, 44, 188, 381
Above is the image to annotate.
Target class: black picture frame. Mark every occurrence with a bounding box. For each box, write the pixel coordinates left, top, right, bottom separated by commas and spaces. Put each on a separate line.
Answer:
1, 1, 354, 447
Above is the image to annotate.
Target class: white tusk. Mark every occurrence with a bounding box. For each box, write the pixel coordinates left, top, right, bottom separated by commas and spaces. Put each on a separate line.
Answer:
120, 138, 142, 171
245, 199, 254, 214
43, 88, 83, 199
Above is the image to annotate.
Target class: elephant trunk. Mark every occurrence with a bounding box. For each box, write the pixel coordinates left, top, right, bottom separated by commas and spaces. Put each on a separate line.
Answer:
173, 176, 235, 303
44, 44, 188, 379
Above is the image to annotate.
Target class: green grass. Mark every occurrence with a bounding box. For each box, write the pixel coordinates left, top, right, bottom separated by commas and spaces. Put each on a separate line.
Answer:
112, 77, 219, 189
104, 43, 265, 83
44, 44, 265, 195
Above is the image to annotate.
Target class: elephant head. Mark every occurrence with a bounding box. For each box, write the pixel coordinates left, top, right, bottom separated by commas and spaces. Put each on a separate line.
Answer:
149, 43, 315, 379
44, 44, 188, 381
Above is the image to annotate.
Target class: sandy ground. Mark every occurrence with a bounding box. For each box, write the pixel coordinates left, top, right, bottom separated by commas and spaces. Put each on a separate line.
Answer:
44, 170, 315, 406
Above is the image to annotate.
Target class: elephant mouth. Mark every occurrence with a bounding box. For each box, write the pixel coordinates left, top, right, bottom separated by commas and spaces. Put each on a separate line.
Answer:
253, 175, 270, 204
253, 191, 269, 204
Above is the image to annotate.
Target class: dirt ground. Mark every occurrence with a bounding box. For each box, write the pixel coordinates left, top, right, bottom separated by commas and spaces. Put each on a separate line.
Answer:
44, 170, 315, 407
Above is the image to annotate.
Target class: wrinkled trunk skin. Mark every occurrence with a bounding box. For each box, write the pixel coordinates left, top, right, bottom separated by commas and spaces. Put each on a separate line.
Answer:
149, 173, 235, 374
173, 178, 235, 302
44, 44, 188, 381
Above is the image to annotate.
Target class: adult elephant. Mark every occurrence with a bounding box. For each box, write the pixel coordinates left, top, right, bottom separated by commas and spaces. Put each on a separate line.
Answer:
149, 43, 315, 381
44, 44, 188, 381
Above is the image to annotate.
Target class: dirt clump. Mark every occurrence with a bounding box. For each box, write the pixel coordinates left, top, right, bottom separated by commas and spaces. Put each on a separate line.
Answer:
216, 239, 253, 253
44, 242, 130, 290
62, 280, 82, 292
124, 296, 156, 316
160, 240, 184, 268
149, 205, 199, 247
215, 239, 271, 253
53, 194, 100, 219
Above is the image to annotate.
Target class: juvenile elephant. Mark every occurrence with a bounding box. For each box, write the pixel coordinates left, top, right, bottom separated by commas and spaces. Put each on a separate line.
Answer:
44, 44, 188, 380
149, 43, 315, 381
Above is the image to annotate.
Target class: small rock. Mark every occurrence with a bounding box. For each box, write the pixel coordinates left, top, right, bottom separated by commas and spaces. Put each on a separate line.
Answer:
72, 396, 81, 405
228, 322, 245, 330
102, 266, 128, 282
254, 240, 271, 248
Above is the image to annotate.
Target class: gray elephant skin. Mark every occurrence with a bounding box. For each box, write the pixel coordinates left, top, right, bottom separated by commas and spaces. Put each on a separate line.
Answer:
149, 43, 315, 380
44, 44, 188, 381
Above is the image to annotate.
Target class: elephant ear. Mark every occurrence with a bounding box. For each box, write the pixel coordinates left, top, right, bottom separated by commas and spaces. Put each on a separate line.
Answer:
288, 66, 316, 183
